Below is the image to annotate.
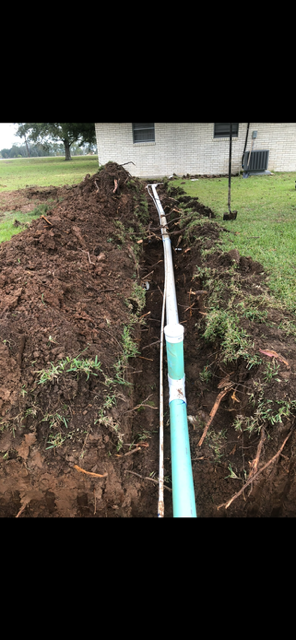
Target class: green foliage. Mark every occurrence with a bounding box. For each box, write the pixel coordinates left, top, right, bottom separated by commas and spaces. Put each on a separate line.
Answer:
225, 464, 242, 481
208, 429, 227, 462
46, 432, 67, 449
263, 360, 281, 382
126, 282, 146, 318
199, 366, 212, 383
16, 123, 96, 161
42, 411, 69, 430
121, 326, 140, 359
233, 390, 296, 436
37, 352, 102, 384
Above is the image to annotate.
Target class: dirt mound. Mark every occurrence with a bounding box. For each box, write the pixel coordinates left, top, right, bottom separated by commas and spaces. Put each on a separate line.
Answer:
0, 162, 152, 517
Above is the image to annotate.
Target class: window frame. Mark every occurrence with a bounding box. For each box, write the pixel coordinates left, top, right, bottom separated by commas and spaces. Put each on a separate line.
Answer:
214, 123, 239, 138
132, 123, 155, 144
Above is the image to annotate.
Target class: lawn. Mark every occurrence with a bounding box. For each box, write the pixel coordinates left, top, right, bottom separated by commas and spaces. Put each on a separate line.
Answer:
0, 155, 99, 191
171, 172, 296, 313
0, 155, 100, 243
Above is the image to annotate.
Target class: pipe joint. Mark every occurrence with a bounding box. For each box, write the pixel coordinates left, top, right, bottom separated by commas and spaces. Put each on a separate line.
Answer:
168, 374, 186, 404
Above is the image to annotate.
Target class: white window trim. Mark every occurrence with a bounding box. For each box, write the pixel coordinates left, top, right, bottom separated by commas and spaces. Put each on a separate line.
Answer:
212, 137, 239, 142
132, 141, 156, 146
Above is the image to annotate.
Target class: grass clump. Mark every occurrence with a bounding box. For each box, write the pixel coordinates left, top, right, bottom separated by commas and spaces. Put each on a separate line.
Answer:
37, 351, 102, 384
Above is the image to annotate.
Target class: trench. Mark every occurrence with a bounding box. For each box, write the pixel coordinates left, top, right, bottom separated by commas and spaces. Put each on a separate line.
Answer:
126, 185, 231, 517
128, 183, 258, 517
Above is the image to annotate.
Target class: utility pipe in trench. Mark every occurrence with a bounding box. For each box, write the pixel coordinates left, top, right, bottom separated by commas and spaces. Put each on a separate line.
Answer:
147, 184, 197, 517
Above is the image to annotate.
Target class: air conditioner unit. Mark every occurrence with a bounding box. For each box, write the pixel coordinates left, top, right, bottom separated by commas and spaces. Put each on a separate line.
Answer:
243, 150, 269, 172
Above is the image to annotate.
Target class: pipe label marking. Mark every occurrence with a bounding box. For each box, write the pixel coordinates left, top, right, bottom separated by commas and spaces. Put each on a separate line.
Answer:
168, 374, 187, 403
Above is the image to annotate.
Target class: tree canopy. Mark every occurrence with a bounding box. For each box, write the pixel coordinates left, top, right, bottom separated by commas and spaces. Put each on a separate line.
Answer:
15, 123, 96, 161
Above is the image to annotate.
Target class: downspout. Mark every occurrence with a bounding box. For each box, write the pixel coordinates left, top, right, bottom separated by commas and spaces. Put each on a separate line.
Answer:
242, 123, 250, 169
147, 184, 197, 517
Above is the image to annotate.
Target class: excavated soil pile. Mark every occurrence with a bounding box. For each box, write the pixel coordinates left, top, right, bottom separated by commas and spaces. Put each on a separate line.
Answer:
0, 163, 156, 517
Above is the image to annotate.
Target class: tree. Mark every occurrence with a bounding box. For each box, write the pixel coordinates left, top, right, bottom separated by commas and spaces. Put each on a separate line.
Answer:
15, 123, 96, 161
0, 148, 11, 158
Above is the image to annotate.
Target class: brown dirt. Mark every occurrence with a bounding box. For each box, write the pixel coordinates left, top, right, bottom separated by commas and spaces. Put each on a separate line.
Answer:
1, 165, 296, 517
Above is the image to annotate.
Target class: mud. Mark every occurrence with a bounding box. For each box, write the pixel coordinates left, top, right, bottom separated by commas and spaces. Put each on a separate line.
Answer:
1, 165, 296, 517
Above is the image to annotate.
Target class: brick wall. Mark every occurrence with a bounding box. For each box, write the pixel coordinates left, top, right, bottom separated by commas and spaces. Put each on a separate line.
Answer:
95, 123, 296, 177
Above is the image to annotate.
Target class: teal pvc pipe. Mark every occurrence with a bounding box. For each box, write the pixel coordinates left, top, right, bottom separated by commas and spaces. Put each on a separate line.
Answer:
165, 332, 197, 517
166, 339, 184, 381
169, 399, 197, 517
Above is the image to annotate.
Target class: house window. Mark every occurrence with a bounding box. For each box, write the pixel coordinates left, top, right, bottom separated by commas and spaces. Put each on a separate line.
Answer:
214, 123, 239, 138
132, 123, 155, 143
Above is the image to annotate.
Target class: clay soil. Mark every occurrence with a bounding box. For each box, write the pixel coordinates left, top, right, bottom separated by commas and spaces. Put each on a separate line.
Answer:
1, 164, 296, 517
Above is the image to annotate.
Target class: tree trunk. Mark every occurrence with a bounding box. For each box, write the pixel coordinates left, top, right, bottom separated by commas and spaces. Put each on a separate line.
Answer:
64, 140, 71, 161
24, 135, 30, 157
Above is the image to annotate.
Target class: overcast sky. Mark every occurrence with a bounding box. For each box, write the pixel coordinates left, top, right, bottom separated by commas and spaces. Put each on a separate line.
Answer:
0, 123, 23, 149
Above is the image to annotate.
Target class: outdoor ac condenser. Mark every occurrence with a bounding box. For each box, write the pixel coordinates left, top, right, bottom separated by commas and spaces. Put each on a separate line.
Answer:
243, 150, 269, 173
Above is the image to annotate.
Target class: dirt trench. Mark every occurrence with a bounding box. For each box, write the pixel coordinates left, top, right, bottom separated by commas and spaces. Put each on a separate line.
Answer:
1, 165, 296, 517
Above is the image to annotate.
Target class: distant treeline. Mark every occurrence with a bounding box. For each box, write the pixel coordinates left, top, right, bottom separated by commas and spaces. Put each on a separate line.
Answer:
0, 142, 97, 159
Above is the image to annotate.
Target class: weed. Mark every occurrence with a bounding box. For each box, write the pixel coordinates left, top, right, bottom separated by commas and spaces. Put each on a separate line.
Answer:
127, 282, 146, 316
225, 464, 242, 480
207, 428, 227, 461
95, 413, 124, 451
46, 432, 66, 449
122, 326, 140, 359
243, 308, 268, 323
137, 429, 152, 441
24, 406, 39, 418
42, 411, 69, 430
233, 415, 244, 432
103, 395, 116, 410
199, 366, 212, 383
20, 385, 27, 398
263, 360, 281, 382
278, 319, 296, 340
37, 362, 62, 384
64, 354, 102, 380
113, 220, 126, 244
233, 388, 296, 437
37, 351, 102, 384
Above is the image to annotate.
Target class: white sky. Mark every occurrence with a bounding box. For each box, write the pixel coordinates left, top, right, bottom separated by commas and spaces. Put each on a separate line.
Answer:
0, 123, 23, 149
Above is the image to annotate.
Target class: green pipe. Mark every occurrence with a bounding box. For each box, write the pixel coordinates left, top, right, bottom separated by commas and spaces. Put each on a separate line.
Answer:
169, 399, 197, 517
164, 324, 197, 518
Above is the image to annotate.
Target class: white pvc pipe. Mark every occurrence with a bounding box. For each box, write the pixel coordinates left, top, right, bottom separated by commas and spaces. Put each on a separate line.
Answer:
147, 184, 179, 325
147, 182, 197, 517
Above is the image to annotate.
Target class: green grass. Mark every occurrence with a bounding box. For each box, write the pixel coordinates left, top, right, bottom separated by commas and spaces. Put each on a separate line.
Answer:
0, 156, 100, 243
171, 172, 296, 312
0, 155, 99, 192
0, 204, 54, 243
37, 352, 102, 384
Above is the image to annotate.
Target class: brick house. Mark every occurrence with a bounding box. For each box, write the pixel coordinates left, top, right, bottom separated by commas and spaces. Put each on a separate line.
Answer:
94, 123, 296, 178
